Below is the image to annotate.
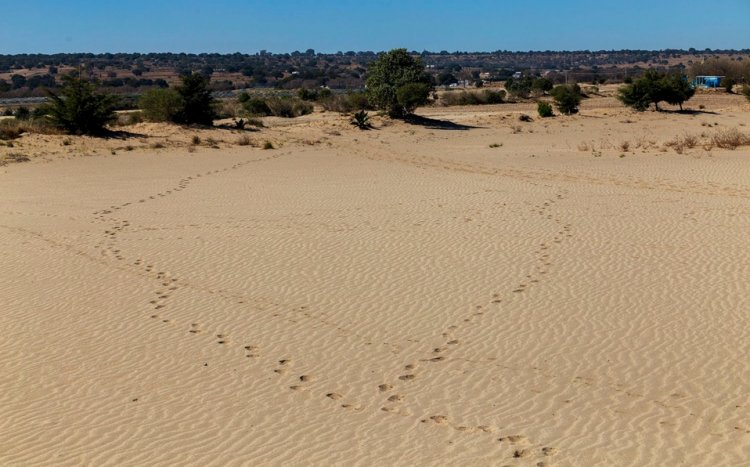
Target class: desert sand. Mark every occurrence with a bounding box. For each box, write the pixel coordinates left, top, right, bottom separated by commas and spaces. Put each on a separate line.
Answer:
1, 91, 749, 465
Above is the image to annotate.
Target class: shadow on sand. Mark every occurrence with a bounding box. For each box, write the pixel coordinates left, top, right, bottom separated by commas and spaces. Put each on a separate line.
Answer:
403, 115, 479, 131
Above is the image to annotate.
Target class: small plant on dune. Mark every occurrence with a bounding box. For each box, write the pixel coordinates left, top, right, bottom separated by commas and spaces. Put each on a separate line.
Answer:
191, 135, 201, 145
262, 140, 274, 150
537, 101, 553, 118
233, 118, 246, 130
351, 110, 371, 129
236, 135, 252, 146
489, 142, 503, 148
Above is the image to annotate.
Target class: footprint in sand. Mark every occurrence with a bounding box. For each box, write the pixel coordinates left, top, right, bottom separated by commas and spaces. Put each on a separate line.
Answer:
398, 374, 416, 381
378, 384, 393, 392
326, 392, 343, 400
387, 394, 404, 402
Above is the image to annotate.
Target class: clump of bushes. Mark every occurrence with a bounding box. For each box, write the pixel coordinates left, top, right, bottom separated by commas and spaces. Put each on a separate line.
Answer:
265, 97, 313, 118
237, 92, 313, 118
550, 84, 583, 115
440, 89, 505, 106
537, 101, 554, 118
319, 91, 371, 113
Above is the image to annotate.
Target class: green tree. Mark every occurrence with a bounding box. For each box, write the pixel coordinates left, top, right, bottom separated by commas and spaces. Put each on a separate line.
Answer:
139, 88, 183, 122
365, 49, 432, 117
43, 75, 117, 135
660, 74, 695, 111
174, 73, 216, 125
550, 84, 582, 115
617, 70, 694, 111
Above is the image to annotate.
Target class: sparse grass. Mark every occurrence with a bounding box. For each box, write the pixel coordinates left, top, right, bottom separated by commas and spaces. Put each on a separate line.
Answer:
191, 135, 201, 145
1, 152, 30, 165
205, 137, 219, 148
1, 118, 61, 140
150, 142, 165, 149
510, 125, 522, 134
236, 135, 252, 146
262, 140, 274, 150
662, 129, 749, 153
246, 117, 264, 128
618, 141, 630, 152
489, 143, 503, 148
124, 145, 134, 151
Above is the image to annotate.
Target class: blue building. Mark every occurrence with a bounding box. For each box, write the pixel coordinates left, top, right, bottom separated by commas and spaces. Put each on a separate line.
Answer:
693, 75, 724, 88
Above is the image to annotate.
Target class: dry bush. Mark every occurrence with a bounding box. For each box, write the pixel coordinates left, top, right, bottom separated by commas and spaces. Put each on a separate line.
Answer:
236, 135, 252, 146
663, 134, 698, 154
218, 100, 243, 119
619, 141, 630, 152
440, 89, 505, 106
711, 128, 750, 150
265, 97, 313, 118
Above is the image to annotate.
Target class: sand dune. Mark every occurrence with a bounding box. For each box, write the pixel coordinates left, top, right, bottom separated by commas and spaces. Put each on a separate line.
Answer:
1, 92, 749, 465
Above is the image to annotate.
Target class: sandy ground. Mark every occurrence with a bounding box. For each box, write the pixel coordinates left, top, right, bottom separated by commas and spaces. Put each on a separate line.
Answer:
1, 93, 750, 466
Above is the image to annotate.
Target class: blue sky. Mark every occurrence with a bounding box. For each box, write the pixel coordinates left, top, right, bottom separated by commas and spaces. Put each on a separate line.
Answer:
1, 0, 749, 54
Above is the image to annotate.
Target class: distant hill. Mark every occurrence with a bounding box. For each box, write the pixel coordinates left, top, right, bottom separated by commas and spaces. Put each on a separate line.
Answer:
1, 49, 748, 98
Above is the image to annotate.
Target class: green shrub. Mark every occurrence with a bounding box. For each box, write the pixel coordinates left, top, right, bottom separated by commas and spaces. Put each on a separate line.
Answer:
537, 101, 554, 117
504, 76, 534, 98
43, 75, 118, 135
242, 97, 272, 116
13, 106, 31, 120
351, 110, 371, 129
298, 88, 318, 101
723, 77, 736, 93
550, 84, 582, 115
396, 82, 431, 115
139, 88, 183, 122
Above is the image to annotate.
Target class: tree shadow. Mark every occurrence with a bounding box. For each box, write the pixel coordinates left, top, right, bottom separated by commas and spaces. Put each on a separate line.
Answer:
100, 129, 147, 139
669, 109, 720, 115
403, 115, 479, 130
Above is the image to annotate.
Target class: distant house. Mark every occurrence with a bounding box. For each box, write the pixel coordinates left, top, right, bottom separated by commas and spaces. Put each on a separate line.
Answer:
693, 75, 724, 88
